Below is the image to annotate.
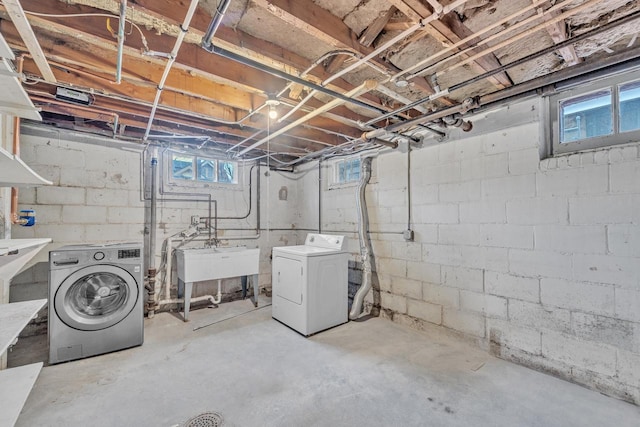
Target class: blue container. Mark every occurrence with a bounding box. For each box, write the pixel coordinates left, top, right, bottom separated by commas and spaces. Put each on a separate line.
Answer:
19, 209, 36, 227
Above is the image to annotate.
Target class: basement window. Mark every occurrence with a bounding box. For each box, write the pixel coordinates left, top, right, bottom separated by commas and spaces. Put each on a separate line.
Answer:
171, 153, 237, 184
335, 158, 361, 185
549, 70, 640, 155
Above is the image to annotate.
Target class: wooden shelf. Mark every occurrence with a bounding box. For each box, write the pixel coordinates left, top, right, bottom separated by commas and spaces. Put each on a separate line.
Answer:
0, 147, 51, 187
0, 299, 46, 356
0, 362, 43, 427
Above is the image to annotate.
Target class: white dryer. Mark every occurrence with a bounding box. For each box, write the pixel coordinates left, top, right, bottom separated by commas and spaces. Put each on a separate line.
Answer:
272, 233, 348, 336
49, 243, 144, 364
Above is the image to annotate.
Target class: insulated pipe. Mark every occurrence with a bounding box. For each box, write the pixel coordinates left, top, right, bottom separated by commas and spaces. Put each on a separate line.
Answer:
237, 80, 378, 156
143, 0, 200, 141
349, 157, 373, 320
115, 0, 127, 84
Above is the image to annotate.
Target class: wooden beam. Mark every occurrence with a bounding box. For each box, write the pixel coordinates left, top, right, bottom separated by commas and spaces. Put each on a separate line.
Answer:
359, 6, 397, 47
545, 9, 582, 66
2, 0, 56, 82
387, 0, 513, 89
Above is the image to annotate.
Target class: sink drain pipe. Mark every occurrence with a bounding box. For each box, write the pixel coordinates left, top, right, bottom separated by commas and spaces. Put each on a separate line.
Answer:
349, 157, 373, 320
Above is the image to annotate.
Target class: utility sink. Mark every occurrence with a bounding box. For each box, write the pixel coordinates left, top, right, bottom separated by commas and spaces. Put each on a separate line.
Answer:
175, 246, 261, 321
176, 246, 260, 283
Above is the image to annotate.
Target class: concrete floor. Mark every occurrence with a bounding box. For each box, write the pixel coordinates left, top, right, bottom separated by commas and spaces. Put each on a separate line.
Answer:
9, 298, 640, 427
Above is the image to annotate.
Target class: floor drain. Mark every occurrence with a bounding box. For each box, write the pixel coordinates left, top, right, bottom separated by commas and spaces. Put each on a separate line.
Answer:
183, 411, 224, 427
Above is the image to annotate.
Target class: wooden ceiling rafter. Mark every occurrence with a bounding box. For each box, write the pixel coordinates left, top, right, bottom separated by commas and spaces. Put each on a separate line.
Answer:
386, 0, 513, 89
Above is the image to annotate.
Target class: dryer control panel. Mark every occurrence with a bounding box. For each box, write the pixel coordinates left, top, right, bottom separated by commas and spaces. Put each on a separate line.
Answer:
304, 233, 346, 250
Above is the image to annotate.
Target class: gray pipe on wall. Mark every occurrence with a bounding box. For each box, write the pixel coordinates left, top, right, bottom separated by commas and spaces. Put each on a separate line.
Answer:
349, 157, 373, 320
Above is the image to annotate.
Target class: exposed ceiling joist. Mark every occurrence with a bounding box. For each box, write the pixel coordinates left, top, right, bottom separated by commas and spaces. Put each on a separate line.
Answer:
2, 0, 56, 82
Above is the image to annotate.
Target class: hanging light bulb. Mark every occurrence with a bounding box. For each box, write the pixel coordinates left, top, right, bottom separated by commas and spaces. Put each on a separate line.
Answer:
265, 97, 280, 120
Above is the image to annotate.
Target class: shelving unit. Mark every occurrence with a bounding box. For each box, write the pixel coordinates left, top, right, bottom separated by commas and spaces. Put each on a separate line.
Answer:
0, 362, 43, 427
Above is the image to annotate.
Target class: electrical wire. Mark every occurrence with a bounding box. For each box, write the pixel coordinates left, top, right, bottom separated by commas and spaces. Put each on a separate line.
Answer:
17, 8, 150, 51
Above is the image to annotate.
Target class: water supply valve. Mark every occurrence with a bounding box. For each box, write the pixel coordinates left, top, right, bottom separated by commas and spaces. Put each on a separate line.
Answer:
17, 209, 36, 226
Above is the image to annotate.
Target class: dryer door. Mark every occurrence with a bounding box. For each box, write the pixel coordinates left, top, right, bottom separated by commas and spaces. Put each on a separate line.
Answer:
54, 264, 139, 331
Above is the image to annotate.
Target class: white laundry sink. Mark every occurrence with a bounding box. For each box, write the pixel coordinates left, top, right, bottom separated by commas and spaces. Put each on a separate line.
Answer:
176, 246, 260, 283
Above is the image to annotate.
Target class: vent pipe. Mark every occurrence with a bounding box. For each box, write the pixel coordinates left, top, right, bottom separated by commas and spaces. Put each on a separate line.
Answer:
349, 157, 373, 320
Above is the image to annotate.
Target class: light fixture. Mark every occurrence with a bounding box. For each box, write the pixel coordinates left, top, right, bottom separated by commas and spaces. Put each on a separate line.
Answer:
394, 79, 409, 88
265, 97, 280, 119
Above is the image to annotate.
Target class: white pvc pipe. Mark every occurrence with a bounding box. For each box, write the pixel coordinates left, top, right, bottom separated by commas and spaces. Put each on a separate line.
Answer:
237, 80, 378, 156
157, 294, 217, 307
143, 0, 200, 141
115, 0, 127, 84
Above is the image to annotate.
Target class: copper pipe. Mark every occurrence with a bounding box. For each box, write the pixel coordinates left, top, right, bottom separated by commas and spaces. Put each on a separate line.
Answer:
10, 55, 25, 225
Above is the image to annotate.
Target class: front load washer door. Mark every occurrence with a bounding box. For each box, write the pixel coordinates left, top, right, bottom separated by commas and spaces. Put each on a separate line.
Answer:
54, 264, 138, 331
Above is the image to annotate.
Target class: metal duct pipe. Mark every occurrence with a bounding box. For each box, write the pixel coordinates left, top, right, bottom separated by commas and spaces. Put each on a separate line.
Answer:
349, 157, 373, 320
143, 0, 200, 141
115, 0, 127, 84
201, 0, 231, 51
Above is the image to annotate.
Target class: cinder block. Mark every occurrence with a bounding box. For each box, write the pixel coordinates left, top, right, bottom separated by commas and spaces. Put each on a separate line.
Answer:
608, 225, 640, 257
378, 188, 406, 207
487, 319, 542, 355
391, 277, 422, 300
438, 141, 458, 164
24, 205, 62, 225
573, 254, 640, 288
509, 249, 572, 280
483, 123, 539, 154
421, 162, 461, 184
411, 184, 438, 205
541, 278, 614, 315
480, 224, 534, 249
104, 171, 135, 190
571, 312, 639, 353
485, 271, 539, 303
376, 257, 406, 277
507, 197, 568, 225
391, 241, 422, 262
460, 157, 484, 181
107, 207, 145, 224
442, 307, 486, 337
441, 265, 483, 291
406, 261, 440, 284
459, 200, 506, 224
61, 205, 107, 224
419, 204, 459, 224
381, 292, 407, 314
85, 224, 134, 242
86, 188, 129, 207
37, 224, 85, 243
508, 299, 571, 332
35, 144, 84, 167
508, 148, 540, 175
439, 224, 481, 246
482, 174, 536, 199
410, 224, 438, 243
616, 349, 640, 387
60, 168, 107, 188
614, 288, 640, 323
460, 290, 507, 318
535, 225, 606, 254
36, 186, 85, 205
407, 299, 442, 324
541, 329, 617, 376
423, 283, 459, 307
439, 181, 481, 202
459, 245, 509, 273
537, 165, 608, 196
569, 194, 640, 224
611, 161, 640, 193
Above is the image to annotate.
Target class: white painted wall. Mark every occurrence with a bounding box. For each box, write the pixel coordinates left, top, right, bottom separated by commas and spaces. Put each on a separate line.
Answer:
9, 127, 298, 304
296, 99, 640, 404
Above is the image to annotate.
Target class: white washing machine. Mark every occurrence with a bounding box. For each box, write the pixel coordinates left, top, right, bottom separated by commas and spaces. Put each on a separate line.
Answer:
48, 242, 144, 364
272, 233, 348, 336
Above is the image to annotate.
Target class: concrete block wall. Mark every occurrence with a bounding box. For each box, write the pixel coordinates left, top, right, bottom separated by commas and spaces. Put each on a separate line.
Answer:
296, 100, 640, 404
9, 129, 298, 308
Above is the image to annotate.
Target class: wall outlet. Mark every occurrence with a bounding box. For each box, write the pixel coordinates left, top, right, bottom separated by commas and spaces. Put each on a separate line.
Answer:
403, 229, 414, 241
191, 215, 200, 226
